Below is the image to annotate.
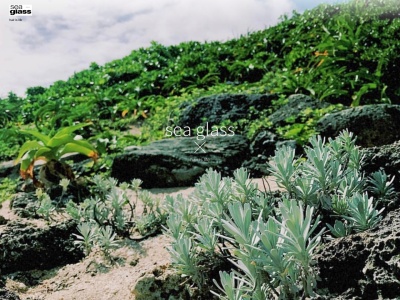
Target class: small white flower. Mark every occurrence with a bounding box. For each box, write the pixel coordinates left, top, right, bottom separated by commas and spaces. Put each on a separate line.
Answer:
60, 178, 70, 191
35, 188, 44, 198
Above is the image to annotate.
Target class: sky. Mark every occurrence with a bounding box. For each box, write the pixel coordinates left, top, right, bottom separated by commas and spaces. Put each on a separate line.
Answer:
0, 0, 347, 98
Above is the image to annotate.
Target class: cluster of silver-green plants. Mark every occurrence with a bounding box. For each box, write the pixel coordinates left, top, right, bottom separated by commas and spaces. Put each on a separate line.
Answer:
65, 176, 132, 258
32, 174, 166, 259
66, 175, 166, 259
165, 130, 395, 299
34, 178, 71, 220
269, 130, 395, 238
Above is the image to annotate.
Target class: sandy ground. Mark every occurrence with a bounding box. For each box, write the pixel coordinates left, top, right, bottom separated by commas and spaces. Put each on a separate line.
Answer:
1, 177, 280, 300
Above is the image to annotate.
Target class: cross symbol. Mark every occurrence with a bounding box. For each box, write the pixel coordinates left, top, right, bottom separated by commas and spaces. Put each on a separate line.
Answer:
194, 141, 206, 153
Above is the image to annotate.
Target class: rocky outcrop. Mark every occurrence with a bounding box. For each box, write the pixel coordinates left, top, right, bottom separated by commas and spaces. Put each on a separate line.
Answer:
315, 208, 400, 299
0, 220, 83, 274
178, 93, 276, 128
111, 135, 249, 188
316, 104, 400, 147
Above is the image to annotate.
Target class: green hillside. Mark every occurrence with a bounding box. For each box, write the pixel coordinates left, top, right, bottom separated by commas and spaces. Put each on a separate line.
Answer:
1, 0, 399, 162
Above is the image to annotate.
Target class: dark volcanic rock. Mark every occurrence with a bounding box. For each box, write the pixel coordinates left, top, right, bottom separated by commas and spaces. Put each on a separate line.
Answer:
241, 131, 277, 177
250, 131, 278, 157
178, 93, 276, 128
0, 215, 7, 225
0, 289, 20, 300
0, 161, 19, 180
111, 135, 249, 188
0, 220, 83, 274
10, 192, 38, 217
361, 140, 400, 193
316, 104, 400, 147
315, 208, 400, 299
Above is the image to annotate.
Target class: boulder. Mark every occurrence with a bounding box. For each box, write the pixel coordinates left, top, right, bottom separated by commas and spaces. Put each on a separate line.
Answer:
316, 104, 400, 147
0, 219, 83, 274
178, 93, 276, 128
315, 208, 400, 299
111, 135, 249, 188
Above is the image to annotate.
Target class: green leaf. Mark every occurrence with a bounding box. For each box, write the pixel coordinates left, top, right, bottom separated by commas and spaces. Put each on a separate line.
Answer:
54, 122, 92, 137
33, 146, 54, 160
15, 140, 43, 163
57, 141, 98, 159
47, 134, 75, 148
19, 150, 36, 172
19, 129, 50, 145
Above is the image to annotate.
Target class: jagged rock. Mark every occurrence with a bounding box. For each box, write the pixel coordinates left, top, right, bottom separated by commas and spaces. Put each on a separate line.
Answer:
250, 131, 278, 157
0, 215, 7, 225
11, 183, 87, 218
0, 220, 83, 274
0, 161, 19, 180
111, 135, 249, 188
0, 289, 20, 300
361, 140, 400, 193
178, 93, 276, 128
315, 208, 400, 299
268, 94, 330, 126
132, 266, 188, 300
316, 104, 400, 147
10, 192, 38, 218
241, 131, 277, 177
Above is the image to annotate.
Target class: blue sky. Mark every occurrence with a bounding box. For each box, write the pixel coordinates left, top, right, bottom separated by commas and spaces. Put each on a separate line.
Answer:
0, 0, 347, 98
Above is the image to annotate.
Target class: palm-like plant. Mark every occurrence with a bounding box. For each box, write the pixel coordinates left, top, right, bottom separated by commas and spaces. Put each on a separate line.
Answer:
15, 123, 98, 187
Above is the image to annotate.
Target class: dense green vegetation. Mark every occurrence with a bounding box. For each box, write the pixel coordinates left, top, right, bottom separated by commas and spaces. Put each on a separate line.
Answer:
1, 0, 399, 163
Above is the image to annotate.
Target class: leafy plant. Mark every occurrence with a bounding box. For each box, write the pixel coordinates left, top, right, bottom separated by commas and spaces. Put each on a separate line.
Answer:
275, 104, 344, 145
35, 188, 56, 221
342, 193, 384, 232
15, 123, 98, 186
367, 169, 396, 201
73, 222, 98, 256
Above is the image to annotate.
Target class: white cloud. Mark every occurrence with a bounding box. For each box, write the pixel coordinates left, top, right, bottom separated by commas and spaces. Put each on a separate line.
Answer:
1, 0, 301, 97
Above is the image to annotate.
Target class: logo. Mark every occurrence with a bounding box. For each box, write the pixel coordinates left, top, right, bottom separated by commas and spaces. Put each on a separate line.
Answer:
165, 121, 236, 153
9, 4, 32, 16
